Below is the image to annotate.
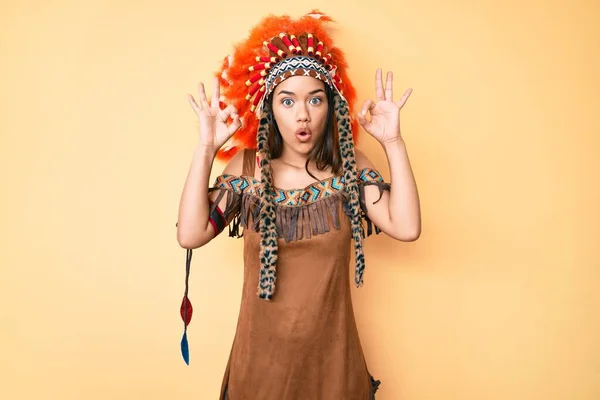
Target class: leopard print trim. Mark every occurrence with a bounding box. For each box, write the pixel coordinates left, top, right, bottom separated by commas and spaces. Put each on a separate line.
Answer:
334, 94, 366, 288
256, 112, 278, 300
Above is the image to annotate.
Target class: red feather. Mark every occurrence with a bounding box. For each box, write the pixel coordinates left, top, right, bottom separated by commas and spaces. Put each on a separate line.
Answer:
180, 295, 193, 326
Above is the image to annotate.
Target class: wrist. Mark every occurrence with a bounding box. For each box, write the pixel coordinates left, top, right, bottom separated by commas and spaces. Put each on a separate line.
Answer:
194, 143, 219, 159
381, 136, 405, 151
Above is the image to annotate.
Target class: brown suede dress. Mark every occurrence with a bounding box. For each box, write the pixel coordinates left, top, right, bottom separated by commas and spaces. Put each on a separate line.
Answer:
210, 149, 388, 400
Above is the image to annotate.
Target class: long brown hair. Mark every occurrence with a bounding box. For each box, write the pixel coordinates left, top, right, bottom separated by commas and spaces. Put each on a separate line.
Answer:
265, 83, 342, 180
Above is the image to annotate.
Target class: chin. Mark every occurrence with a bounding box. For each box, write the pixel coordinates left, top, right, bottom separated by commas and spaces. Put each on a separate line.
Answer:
282, 139, 313, 155
294, 143, 315, 154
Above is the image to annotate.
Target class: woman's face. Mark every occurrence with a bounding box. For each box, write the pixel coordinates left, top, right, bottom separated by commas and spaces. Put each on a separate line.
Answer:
271, 76, 329, 156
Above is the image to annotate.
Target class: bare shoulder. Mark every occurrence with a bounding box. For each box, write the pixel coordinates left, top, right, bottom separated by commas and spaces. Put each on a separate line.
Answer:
354, 148, 376, 171
221, 148, 246, 176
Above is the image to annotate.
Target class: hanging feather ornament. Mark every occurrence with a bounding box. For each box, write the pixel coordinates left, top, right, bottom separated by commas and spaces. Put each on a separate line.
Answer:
180, 249, 193, 364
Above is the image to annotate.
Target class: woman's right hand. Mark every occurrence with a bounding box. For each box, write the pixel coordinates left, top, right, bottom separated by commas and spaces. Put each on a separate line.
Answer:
188, 77, 242, 151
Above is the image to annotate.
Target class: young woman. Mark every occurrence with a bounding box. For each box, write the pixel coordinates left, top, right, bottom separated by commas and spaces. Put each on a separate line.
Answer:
176, 11, 421, 400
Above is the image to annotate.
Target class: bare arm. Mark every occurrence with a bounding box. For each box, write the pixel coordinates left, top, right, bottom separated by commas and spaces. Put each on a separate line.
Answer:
176, 78, 242, 249
356, 68, 421, 241
356, 146, 421, 241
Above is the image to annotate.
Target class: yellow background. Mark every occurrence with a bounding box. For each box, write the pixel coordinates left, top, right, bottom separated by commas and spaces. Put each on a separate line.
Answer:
1, 0, 598, 399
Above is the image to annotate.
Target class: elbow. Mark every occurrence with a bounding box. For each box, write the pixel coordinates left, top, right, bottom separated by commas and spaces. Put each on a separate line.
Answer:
401, 230, 421, 242
177, 237, 201, 249
394, 226, 421, 242
177, 227, 209, 249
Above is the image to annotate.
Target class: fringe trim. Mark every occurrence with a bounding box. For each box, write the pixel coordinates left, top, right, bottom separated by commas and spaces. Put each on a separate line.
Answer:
245, 190, 348, 242
358, 180, 391, 236
210, 181, 391, 245
208, 187, 244, 238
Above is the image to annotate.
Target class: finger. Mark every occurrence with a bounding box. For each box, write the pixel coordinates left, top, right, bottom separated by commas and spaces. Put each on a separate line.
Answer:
228, 114, 242, 136
230, 104, 238, 118
211, 77, 220, 109
360, 99, 376, 116
375, 68, 384, 101
218, 104, 237, 123
395, 88, 413, 109
198, 82, 209, 108
188, 94, 202, 114
357, 112, 370, 131
385, 71, 393, 101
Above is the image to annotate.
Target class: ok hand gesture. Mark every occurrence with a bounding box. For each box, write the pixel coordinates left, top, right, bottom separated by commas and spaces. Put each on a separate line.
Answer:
357, 69, 412, 145
188, 77, 241, 150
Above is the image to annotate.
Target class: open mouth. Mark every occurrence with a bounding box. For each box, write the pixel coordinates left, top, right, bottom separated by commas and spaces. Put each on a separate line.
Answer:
296, 128, 312, 142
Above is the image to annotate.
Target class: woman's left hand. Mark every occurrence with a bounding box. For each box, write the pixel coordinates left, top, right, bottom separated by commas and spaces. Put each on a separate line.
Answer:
357, 69, 412, 145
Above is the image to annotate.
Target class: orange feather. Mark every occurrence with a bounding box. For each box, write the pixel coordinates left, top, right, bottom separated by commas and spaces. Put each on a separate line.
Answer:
213, 11, 359, 161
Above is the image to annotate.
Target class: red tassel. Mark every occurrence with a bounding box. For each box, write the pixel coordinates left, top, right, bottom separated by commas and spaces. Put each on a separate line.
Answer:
315, 41, 324, 59
250, 86, 266, 112
256, 56, 279, 63
180, 295, 193, 326
307, 34, 314, 56
279, 33, 296, 54
245, 70, 268, 86
290, 35, 301, 54
245, 80, 265, 100
264, 41, 286, 58
249, 62, 272, 72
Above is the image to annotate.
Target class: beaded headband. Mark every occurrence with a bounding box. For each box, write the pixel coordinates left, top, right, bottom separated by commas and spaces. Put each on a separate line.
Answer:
246, 41, 346, 115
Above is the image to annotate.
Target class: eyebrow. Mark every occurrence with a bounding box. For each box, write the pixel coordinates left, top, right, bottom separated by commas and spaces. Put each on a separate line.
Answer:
277, 89, 325, 96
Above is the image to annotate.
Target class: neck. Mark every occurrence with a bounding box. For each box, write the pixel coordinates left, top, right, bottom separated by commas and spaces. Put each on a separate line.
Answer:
277, 148, 312, 169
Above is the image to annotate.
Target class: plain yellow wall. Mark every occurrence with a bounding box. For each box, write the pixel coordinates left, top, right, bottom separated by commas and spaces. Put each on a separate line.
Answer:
1, 0, 598, 399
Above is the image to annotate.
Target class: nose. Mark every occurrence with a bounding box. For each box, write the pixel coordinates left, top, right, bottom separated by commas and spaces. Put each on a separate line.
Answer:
295, 102, 310, 122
